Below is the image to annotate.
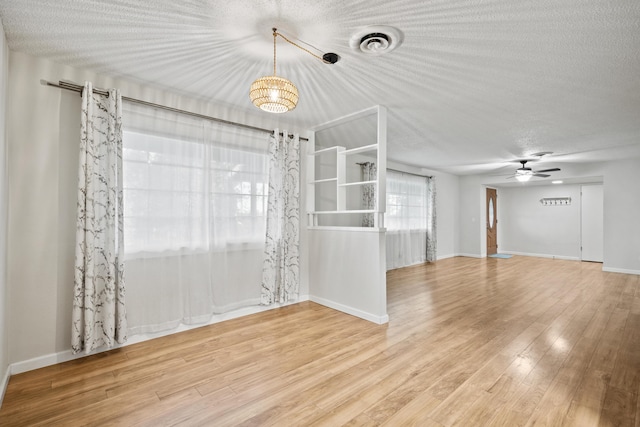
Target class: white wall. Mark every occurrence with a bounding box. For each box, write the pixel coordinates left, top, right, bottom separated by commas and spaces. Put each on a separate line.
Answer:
458, 175, 486, 257
309, 228, 387, 323
6, 51, 307, 367
0, 19, 10, 400
602, 159, 640, 274
498, 185, 582, 259
430, 169, 460, 259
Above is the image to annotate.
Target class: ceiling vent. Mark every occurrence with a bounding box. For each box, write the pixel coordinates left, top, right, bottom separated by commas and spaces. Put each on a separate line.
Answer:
349, 26, 403, 55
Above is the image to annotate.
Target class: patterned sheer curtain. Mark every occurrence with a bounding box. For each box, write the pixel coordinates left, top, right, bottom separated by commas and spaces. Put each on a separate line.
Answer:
261, 130, 300, 304
72, 82, 127, 354
426, 176, 437, 262
360, 162, 377, 227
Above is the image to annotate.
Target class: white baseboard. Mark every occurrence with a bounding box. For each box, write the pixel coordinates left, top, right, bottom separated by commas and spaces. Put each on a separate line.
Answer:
501, 251, 580, 261
8, 296, 310, 376
10, 349, 79, 375
309, 295, 389, 325
0, 365, 9, 408
457, 253, 484, 259
602, 267, 640, 276
388, 253, 481, 262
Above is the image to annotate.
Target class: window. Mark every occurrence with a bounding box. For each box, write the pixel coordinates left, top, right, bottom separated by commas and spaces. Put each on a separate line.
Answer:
123, 130, 268, 254
385, 170, 428, 231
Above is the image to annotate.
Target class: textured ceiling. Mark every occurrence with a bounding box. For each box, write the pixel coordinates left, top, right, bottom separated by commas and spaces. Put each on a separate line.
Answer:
1, 0, 640, 175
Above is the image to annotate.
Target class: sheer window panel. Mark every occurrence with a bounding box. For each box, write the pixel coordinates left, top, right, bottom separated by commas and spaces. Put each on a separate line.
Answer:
123, 130, 268, 255
121, 103, 270, 334
386, 170, 428, 231
386, 169, 431, 270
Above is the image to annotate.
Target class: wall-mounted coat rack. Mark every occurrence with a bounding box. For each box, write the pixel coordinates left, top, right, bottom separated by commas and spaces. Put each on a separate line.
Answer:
540, 197, 571, 206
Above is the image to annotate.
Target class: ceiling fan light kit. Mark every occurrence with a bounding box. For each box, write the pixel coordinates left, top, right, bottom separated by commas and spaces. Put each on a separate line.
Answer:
515, 173, 532, 182
511, 159, 561, 182
250, 28, 339, 113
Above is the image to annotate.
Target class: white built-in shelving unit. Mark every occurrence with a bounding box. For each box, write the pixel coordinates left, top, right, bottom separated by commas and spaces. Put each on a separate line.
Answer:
305, 105, 389, 324
306, 105, 387, 228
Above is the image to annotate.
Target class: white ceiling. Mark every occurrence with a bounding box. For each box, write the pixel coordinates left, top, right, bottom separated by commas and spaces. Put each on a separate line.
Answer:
1, 0, 639, 176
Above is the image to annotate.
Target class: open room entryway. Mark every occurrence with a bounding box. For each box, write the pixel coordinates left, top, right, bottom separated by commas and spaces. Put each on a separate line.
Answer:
486, 188, 497, 255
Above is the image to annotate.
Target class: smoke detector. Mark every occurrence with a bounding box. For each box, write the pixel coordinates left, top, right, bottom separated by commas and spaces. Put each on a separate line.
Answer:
349, 26, 403, 55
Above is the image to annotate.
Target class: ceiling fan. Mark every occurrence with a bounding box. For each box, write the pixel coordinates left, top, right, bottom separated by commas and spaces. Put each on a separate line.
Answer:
511, 159, 561, 182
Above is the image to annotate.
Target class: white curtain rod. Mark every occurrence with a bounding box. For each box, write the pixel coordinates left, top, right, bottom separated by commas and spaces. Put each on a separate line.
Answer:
356, 163, 433, 179
387, 168, 433, 179
41, 80, 309, 142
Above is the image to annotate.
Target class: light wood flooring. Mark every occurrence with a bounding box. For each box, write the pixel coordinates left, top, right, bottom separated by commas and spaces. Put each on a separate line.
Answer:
1, 256, 639, 426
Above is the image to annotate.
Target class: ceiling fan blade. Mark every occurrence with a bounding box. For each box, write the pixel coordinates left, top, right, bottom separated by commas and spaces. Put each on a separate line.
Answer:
530, 151, 553, 157
535, 168, 561, 173
533, 173, 550, 178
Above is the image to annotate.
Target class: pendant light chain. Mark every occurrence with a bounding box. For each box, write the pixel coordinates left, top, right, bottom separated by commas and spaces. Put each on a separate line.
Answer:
275, 31, 329, 64
273, 28, 277, 76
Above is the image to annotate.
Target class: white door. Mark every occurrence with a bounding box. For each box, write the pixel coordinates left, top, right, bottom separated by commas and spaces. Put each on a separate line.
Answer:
581, 185, 603, 262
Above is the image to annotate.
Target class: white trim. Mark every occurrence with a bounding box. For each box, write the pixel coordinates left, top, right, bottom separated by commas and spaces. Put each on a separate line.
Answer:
307, 226, 386, 233
311, 105, 379, 131
501, 251, 580, 261
310, 178, 338, 184
309, 210, 376, 214
8, 296, 310, 376
338, 180, 376, 187
341, 144, 378, 156
10, 349, 78, 375
387, 259, 428, 271
457, 253, 485, 259
602, 267, 640, 276
310, 295, 389, 325
308, 146, 340, 155
0, 366, 9, 408
436, 253, 457, 260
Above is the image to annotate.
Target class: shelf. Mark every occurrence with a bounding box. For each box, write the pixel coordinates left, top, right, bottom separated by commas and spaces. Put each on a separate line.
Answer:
308, 226, 386, 233
309, 146, 340, 155
309, 210, 376, 214
339, 180, 376, 187
340, 144, 377, 156
309, 178, 338, 184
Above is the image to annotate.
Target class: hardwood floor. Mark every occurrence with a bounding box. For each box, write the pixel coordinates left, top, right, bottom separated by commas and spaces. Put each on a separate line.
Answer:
1, 256, 639, 426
